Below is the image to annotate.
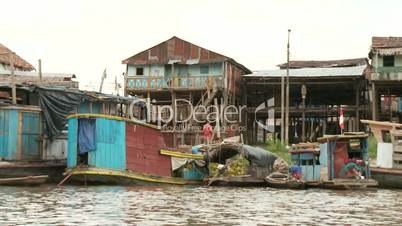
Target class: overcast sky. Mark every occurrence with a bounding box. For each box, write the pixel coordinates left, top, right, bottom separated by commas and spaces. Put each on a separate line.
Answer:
1, 0, 402, 93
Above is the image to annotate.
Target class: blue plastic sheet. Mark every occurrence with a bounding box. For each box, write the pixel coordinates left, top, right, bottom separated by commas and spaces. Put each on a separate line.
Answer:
78, 119, 96, 154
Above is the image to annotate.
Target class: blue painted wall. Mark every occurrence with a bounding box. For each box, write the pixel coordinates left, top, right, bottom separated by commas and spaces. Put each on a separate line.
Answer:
88, 118, 126, 170
127, 63, 223, 77
188, 63, 222, 76
78, 101, 102, 114
78, 101, 90, 113
399, 97, 402, 112
67, 118, 78, 168
0, 109, 18, 160
319, 143, 328, 167
21, 112, 41, 160
92, 102, 101, 114
300, 165, 321, 181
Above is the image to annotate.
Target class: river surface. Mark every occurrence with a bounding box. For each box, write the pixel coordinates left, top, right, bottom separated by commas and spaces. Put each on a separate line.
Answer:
0, 185, 401, 225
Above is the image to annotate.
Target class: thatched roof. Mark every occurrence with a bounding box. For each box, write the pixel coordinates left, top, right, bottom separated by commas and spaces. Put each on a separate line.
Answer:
0, 43, 35, 71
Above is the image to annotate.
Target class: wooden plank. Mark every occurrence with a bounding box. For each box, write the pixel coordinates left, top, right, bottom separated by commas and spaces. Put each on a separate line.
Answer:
361, 120, 402, 129
392, 154, 402, 161
160, 149, 204, 159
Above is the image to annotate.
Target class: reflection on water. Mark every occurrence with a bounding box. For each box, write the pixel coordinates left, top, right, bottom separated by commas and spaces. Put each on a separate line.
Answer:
0, 185, 401, 225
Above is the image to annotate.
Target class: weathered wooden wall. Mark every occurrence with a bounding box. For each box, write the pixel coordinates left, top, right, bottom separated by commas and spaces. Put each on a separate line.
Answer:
125, 123, 171, 177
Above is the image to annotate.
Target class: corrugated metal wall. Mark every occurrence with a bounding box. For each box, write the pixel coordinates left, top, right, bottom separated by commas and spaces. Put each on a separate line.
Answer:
0, 109, 18, 160
88, 118, 126, 170
67, 118, 78, 168
43, 133, 68, 160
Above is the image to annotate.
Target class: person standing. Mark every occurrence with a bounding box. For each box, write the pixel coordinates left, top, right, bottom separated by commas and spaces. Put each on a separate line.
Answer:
202, 121, 213, 145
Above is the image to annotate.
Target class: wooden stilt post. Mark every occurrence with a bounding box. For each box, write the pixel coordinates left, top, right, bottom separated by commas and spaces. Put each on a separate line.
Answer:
172, 91, 177, 147
372, 82, 378, 121
389, 89, 392, 121
355, 82, 360, 131
9, 52, 16, 105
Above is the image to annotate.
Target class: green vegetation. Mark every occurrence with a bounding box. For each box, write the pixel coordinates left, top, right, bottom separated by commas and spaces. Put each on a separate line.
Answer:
368, 135, 378, 159
264, 139, 291, 164
208, 155, 250, 177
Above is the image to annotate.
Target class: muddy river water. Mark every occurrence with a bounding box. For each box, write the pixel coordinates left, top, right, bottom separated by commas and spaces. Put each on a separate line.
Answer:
0, 185, 401, 225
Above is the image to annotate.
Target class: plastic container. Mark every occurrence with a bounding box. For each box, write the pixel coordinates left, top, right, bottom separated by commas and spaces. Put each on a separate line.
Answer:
183, 167, 204, 180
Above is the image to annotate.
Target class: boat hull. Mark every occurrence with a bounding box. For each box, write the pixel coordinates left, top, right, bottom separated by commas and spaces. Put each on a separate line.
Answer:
0, 161, 65, 183
317, 179, 378, 190
371, 167, 402, 189
207, 176, 266, 187
265, 179, 305, 189
66, 167, 203, 186
0, 175, 48, 186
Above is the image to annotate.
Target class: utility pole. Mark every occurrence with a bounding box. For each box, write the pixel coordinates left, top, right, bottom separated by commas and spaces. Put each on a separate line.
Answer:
114, 75, 119, 96
99, 69, 107, 93
280, 55, 285, 143
38, 59, 42, 82
9, 52, 16, 105
285, 29, 291, 144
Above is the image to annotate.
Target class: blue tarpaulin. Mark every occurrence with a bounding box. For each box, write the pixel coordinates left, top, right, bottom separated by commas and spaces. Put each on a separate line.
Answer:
78, 119, 96, 154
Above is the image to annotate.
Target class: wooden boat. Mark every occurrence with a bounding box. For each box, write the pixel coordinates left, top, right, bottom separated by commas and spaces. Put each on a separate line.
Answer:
361, 120, 402, 188
0, 161, 66, 183
65, 167, 202, 186
288, 133, 378, 190
65, 114, 208, 185
0, 175, 48, 186
370, 167, 402, 188
206, 175, 266, 187
205, 143, 277, 187
318, 178, 378, 190
0, 105, 66, 183
265, 172, 305, 189
314, 133, 378, 189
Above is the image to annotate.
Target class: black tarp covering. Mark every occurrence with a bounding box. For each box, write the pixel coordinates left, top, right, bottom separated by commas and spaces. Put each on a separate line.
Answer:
242, 145, 277, 169
1, 84, 150, 139
37, 87, 85, 138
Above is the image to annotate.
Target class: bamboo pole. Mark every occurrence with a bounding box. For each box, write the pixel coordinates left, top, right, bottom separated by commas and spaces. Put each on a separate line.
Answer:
9, 52, 16, 105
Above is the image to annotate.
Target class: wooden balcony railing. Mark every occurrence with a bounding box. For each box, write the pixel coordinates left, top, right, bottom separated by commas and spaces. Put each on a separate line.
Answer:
372, 67, 402, 81
376, 66, 402, 73
126, 75, 223, 90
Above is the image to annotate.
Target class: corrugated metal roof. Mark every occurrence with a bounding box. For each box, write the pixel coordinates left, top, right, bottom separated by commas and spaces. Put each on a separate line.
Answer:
277, 58, 366, 69
122, 36, 252, 74
245, 65, 366, 77
0, 70, 75, 78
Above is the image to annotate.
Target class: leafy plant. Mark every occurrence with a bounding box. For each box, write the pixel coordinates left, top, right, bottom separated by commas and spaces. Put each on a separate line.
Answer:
265, 139, 291, 164
368, 135, 378, 159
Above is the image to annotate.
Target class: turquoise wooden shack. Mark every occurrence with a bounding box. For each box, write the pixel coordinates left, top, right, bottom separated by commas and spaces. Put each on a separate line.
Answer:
0, 106, 42, 160
289, 148, 321, 181
67, 115, 126, 170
